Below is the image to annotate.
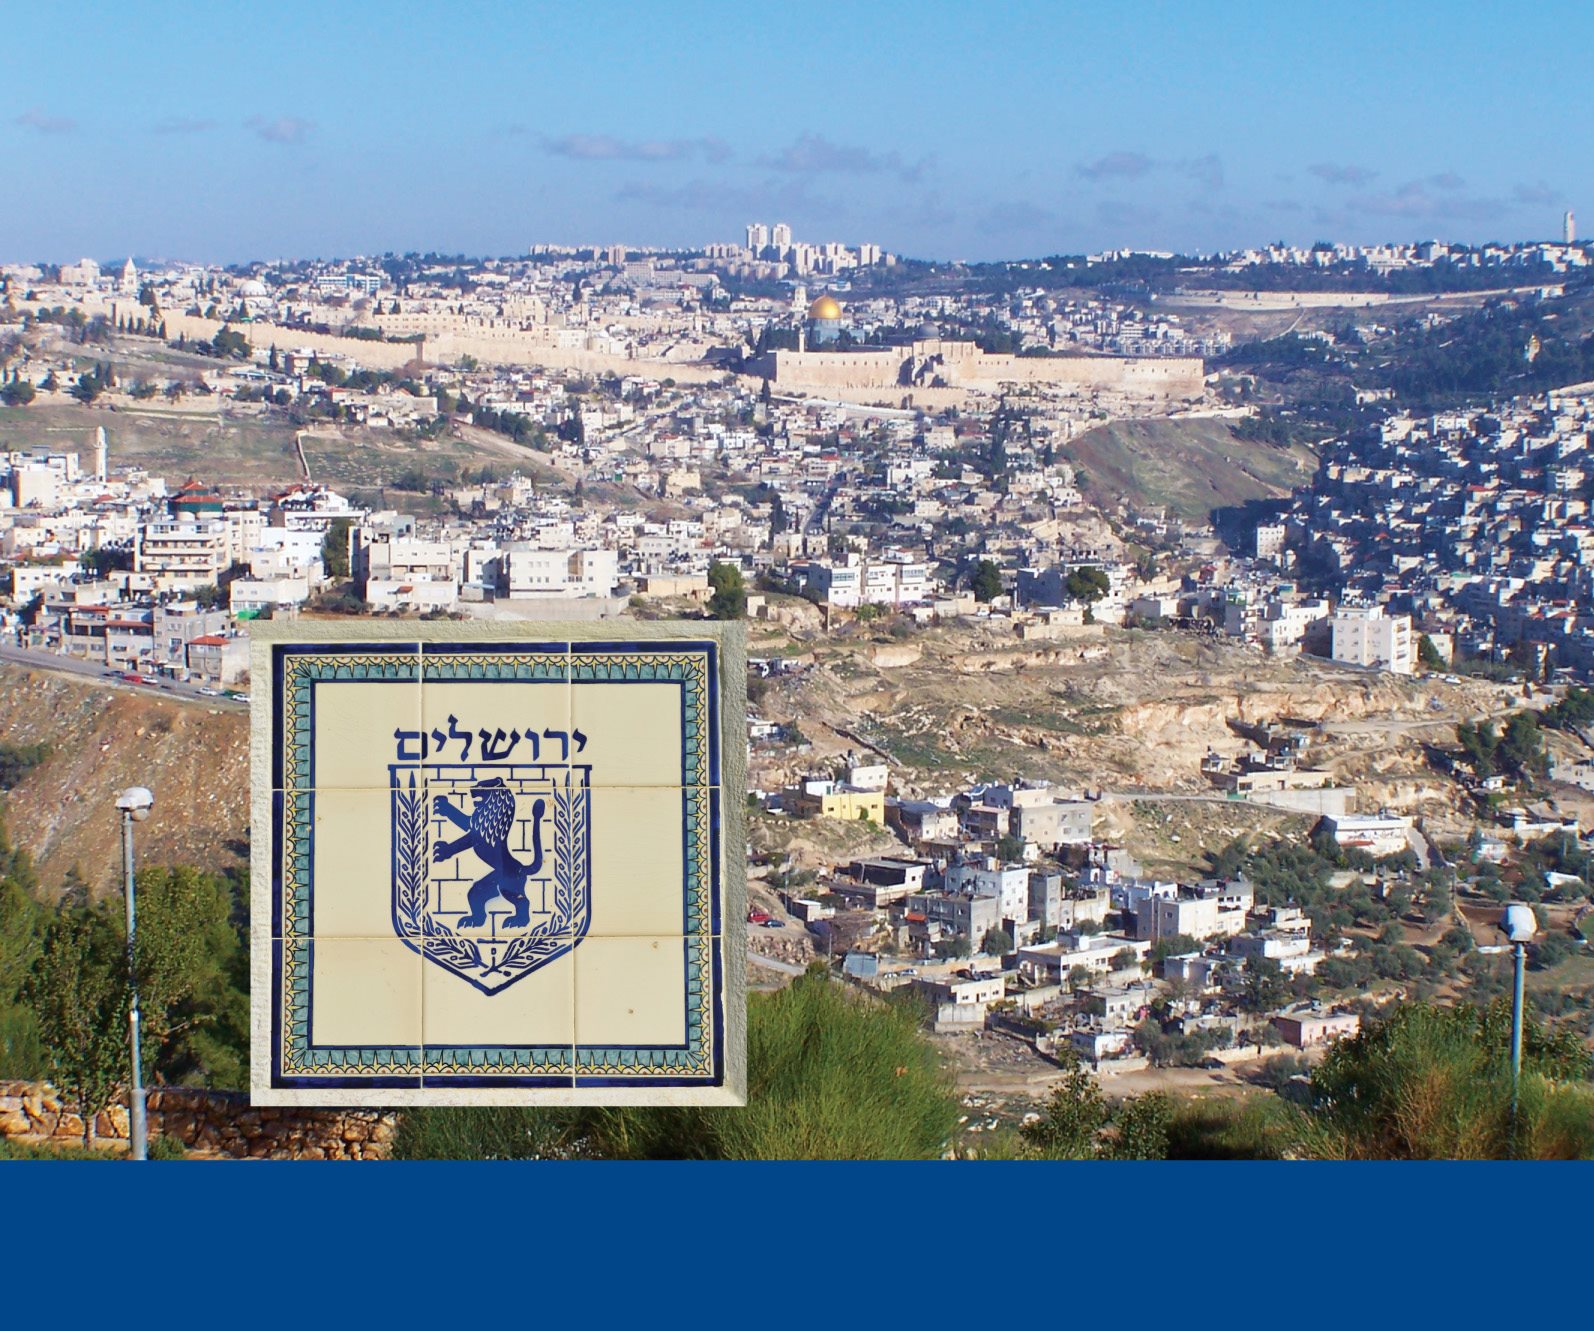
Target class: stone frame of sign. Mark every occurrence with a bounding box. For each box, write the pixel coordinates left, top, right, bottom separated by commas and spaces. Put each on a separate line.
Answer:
249, 619, 747, 1108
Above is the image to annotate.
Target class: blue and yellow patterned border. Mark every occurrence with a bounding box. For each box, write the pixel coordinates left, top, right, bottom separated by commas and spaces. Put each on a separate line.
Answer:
269, 640, 723, 1090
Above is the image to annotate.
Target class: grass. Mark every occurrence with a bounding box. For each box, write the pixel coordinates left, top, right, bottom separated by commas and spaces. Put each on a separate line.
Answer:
1163, 1095, 1301, 1159
394, 971, 961, 1160
0, 1138, 117, 1161
1067, 416, 1313, 523
0, 400, 562, 495
0, 1133, 188, 1161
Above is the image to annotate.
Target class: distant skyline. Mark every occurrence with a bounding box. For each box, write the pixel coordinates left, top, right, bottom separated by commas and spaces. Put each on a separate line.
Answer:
3, 1, 1590, 265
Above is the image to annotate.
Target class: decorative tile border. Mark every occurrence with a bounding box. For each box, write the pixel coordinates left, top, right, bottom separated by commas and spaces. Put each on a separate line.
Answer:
254, 626, 742, 1106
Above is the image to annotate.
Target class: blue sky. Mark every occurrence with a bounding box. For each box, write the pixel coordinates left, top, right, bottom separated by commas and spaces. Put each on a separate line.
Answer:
3, 1, 1589, 264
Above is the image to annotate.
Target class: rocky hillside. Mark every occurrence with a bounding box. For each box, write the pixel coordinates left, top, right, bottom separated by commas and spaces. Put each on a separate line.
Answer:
0, 665, 248, 896
748, 616, 1547, 833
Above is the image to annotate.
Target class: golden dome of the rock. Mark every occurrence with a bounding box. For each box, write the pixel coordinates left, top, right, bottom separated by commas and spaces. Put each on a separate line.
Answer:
807, 294, 843, 320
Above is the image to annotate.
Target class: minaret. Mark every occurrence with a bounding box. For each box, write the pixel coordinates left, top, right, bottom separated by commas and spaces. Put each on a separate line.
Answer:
1566, 210, 1577, 245
95, 426, 108, 483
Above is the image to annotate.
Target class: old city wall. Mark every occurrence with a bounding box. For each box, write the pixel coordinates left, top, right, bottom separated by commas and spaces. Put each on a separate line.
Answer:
770, 349, 906, 389
53, 303, 727, 383
942, 352, 1206, 397
770, 344, 1205, 399
0, 1079, 396, 1160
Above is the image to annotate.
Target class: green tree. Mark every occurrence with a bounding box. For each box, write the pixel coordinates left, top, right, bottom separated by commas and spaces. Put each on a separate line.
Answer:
321, 518, 353, 580
1531, 930, 1574, 971
1455, 719, 1498, 778
995, 832, 1026, 862
1, 377, 35, 406
27, 905, 128, 1148
1239, 956, 1288, 1014
133, 865, 248, 1086
707, 561, 747, 620
1064, 566, 1111, 604
979, 926, 1014, 956
1498, 711, 1549, 784
0, 866, 45, 1077
208, 328, 251, 360
1417, 634, 1444, 671
0, 742, 50, 790
1111, 1091, 1173, 1159
1020, 1060, 1107, 1158
970, 559, 1002, 603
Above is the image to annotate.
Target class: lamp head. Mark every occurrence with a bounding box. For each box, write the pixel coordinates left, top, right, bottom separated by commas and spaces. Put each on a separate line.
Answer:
1501, 902, 1537, 944
116, 786, 154, 822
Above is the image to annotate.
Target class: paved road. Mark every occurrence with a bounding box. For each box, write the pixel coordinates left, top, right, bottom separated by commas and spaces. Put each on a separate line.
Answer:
747, 951, 807, 977
1100, 790, 1249, 806
804, 475, 844, 535
0, 643, 247, 710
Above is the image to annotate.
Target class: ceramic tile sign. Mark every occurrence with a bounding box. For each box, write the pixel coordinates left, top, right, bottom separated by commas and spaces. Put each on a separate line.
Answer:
249, 622, 746, 1107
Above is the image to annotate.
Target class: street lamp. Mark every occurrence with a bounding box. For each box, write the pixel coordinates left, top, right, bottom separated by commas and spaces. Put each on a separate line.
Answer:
1499, 903, 1537, 1128
115, 786, 153, 1161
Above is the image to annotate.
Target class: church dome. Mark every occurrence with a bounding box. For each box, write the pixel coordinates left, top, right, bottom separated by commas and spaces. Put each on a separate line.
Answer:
808, 294, 842, 321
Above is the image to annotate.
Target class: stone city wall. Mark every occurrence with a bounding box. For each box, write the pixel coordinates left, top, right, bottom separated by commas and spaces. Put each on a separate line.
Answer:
768, 342, 1205, 399
0, 1080, 396, 1160
32, 299, 729, 383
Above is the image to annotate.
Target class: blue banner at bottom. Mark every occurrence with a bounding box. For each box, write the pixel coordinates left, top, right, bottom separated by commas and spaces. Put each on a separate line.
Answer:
0, 1160, 1583, 1325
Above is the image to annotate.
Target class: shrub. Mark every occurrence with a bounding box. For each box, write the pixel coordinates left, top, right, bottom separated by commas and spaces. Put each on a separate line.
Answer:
1301, 999, 1592, 1159
394, 969, 959, 1160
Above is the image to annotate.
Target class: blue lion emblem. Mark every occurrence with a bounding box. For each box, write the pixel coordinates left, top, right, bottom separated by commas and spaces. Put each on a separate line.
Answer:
431, 777, 546, 928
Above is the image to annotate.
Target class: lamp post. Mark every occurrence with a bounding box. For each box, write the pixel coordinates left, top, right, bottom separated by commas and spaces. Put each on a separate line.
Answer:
1499, 903, 1537, 1128
115, 786, 153, 1161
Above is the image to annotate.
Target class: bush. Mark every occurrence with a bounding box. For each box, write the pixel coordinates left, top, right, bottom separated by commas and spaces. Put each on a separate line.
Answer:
1018, 1059, 1174, 1159
394, 970, 959, 1160
1301, 999, 1593, 1159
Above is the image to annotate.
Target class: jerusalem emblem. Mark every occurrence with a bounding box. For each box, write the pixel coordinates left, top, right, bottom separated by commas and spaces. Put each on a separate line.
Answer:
389, 719, 591, 994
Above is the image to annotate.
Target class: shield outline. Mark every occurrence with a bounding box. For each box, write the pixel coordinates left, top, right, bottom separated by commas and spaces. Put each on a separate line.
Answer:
389, 761, 592, 995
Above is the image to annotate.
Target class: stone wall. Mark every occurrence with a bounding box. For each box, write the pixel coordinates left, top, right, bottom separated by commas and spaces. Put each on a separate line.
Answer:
0, 1081, 396, 1160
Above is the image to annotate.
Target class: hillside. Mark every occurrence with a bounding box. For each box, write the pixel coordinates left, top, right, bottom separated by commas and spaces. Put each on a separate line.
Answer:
1064, 417, 1314, 523
0, 665, 248, 895
0, 617, 1572, 894
0, 400, 565, 502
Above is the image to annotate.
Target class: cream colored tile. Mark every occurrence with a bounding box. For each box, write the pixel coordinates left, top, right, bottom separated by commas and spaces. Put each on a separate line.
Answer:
308, 936, 422, 1049
569, 679, 687, 786
422, 937, 576, 1054
300, 672, 423, 789
575, 935, 690, 1049
585, 786, 708, 937
421, 677, 572, 771
306, 789, 402, 936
